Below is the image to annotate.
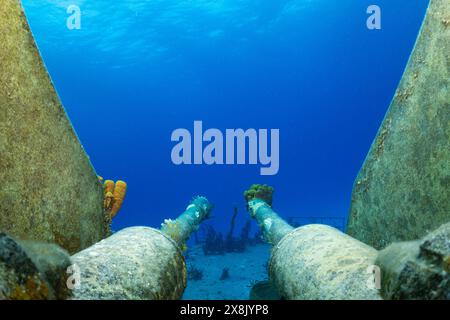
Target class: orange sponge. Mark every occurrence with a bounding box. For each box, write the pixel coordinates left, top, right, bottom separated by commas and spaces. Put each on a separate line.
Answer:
102, 179, 127, 218
111, 181, 127, 218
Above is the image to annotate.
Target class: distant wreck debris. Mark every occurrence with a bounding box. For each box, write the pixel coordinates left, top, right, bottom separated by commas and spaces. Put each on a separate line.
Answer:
202, 225, 225, 255
0, 0, 107, 254
201, 206, 257, 255
347, 0, 450, 249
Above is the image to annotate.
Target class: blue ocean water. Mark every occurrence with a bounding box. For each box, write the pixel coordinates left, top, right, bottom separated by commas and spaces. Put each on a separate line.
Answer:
21, 0, 429, 238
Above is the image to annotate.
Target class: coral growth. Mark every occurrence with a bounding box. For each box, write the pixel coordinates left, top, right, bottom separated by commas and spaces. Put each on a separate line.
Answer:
111, 181, 127, 218
102, 179, 127, 219
187, 264, 204, 281
190, 195, 214, 218
9, 276, 49, 300
161, 218, 183, 245
103, 180, 115, 213
100, 178, 127, 236
160, 196, 213, 249
244, 184, 274, 206
219, 267, 230, 281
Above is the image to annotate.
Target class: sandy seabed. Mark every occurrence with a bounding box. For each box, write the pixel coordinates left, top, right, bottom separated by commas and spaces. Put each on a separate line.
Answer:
182, 244, 271, 300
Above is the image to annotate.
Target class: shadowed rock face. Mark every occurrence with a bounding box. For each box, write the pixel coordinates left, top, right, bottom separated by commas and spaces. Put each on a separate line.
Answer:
348, 0, 450, 249
0, 1, 106, 253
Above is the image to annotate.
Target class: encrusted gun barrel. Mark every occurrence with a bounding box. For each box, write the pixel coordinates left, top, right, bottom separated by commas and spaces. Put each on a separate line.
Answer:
247, 198, 294, 246
245, 185, 381, 300
70, 196, 212, 300
160, 196, 213, 247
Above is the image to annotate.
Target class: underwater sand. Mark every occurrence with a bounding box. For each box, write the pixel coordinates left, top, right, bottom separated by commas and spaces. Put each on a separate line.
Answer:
183, 244, 271, 300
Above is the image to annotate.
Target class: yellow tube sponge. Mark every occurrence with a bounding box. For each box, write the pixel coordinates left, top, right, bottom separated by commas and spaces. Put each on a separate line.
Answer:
104, 180, 115, 194
103, 180, 115, 212
110, 180, 127, 218
103, 191, 114, 212
102, 179, 127, 219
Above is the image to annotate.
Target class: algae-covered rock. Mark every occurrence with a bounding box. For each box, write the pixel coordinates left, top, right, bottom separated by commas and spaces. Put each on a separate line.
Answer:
0, 1, 106, 253
376, 223, 450, 300
0, 233, 72, 300
348, 0, 450, 249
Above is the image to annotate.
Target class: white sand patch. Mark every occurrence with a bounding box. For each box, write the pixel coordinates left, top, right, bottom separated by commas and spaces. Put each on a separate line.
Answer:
183, 244, 271, 300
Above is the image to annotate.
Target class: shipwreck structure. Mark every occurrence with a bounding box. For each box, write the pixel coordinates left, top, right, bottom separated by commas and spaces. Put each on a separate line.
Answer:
71, 196, 212, 300
245, 185, 381, 300
1, 197, 212, 300
0, 0, 106, 254
347, 0, 450, 249
245, 184, 449, 300
0, 0, 448, 300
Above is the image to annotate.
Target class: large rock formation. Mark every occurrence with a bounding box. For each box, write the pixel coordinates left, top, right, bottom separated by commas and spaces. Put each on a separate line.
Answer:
347, 0, 450, 249
0, 1, 106, 253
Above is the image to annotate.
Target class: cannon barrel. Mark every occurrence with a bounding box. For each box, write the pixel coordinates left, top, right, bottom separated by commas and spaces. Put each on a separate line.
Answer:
70, 196, 212, 300
245, 185, 381, 300
246, 185, 450, 300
